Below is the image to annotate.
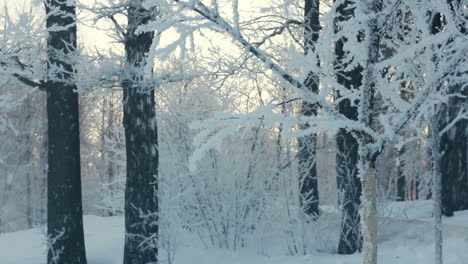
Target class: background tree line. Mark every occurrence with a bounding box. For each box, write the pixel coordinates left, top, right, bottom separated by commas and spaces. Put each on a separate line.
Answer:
0, 0, 466, 264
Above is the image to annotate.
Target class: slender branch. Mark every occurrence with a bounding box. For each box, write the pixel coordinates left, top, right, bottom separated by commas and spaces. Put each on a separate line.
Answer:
11, 73, 43, 89
0, 61, 43, 90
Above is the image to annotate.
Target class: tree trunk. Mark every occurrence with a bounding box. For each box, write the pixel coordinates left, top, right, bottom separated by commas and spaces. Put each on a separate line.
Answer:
298, 0, 320, 219
335, 0, 363, 254
24, 95, 34, 228
396, 147, 406, 201
430, 111, 443, 264
122, 1, 159, 263
40, 130, 48, 224
108, 93, 115, 216
440, 82, 467, 217
434, 1, 468, 217
361, 166, 377, 264
44, 1, 87, 263
100, 96, 107, 184
336, 130, 362, 254
359, 1, 381, 263
26, 170, 33, 228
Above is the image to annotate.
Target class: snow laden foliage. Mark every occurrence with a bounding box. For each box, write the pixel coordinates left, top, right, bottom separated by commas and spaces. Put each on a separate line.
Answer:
0, 0, 466, 263
0, 4, 44, 138
141, 0, 467, 165
98, 55, 339, 258
0, 5, 46, 86
137, 0, 467, 263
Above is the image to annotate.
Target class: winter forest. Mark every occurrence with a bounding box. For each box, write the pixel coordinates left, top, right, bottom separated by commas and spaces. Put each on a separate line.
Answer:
0, 0, 467, 263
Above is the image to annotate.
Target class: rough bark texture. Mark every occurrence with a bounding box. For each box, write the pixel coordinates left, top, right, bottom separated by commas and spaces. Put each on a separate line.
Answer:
440, 79, 467, 215
434, 2, 468, 217
45, 1, 87, 263
361, 167, 377, 264
107, 94, 116, 217
440, 89, 468, 217
122, 1, 159, 264
298, 0, 320, 219
336, 129, 362, 254
360, 1, 381, 263
23, 96, 34, 228
430, 112, 443, 264
396, 147, 406, 201
335, 0, 363, 254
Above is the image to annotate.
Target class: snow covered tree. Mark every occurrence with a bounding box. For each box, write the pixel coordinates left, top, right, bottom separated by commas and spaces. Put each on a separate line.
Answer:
439, 0, 468, 217
44, 0, 87, 263
1, 0, 468, 264
0, 78, 47, 231
440, 85, 467, 217
396, 146, 406, 201
430, 110, 443, 264
0, 0, 87, 261
428, 3, 467, 263
121, 1, 159, 263
141, 1, 467, 263
298, 0, 320, 219
334, 0, 363, 254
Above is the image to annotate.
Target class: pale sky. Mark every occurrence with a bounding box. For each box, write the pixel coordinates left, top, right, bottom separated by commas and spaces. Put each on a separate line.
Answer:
0, 0, 121, 53
0, 0, 298, 55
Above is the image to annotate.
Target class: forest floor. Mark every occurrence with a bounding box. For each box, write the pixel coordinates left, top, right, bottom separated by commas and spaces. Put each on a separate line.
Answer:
1, 200, 467, 264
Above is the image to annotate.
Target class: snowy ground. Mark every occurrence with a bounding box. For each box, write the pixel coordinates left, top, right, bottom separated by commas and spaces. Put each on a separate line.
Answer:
1, 200, 467, 264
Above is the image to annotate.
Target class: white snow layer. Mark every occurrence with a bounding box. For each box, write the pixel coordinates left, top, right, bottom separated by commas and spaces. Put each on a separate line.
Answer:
1, 200, 467, 264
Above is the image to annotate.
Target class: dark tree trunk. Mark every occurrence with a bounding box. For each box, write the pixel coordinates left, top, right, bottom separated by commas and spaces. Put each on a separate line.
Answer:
24, 96, 34, 228
100, 96, 107, 184
122, 1, 159, 263
298, 0, 320, 219
440, 84, 467, 216
414, 176, 419, 200
44, 1, 86, 263
108, 93, 115, 216
334, 0, 363, 254
40, 129, 48, 224
336, 130, 362, 254
396, 147, 406, 201
439, 0, 468, 217
395, 83, 414, 202
26, 170, 33, 228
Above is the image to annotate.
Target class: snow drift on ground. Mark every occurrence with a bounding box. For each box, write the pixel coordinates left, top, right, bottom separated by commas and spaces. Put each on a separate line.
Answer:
1, 200, 467, 264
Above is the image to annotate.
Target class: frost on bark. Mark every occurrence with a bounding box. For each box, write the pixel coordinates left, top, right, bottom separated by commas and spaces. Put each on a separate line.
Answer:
298, 0, 320, 219
360, 166, 377, 264
430, 111, 443, 264
440, 86, 468, 216
396, 146, 406, 201
44, 0, 87, 263
335, 0, 363, 254
336, 130, 362, 254
435, 0, 468, 217
122, 1, 159, 263
358, 1, 381, 263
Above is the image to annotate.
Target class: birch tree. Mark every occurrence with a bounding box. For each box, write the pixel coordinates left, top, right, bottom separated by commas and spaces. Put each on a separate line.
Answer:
430, 109, 443, 264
